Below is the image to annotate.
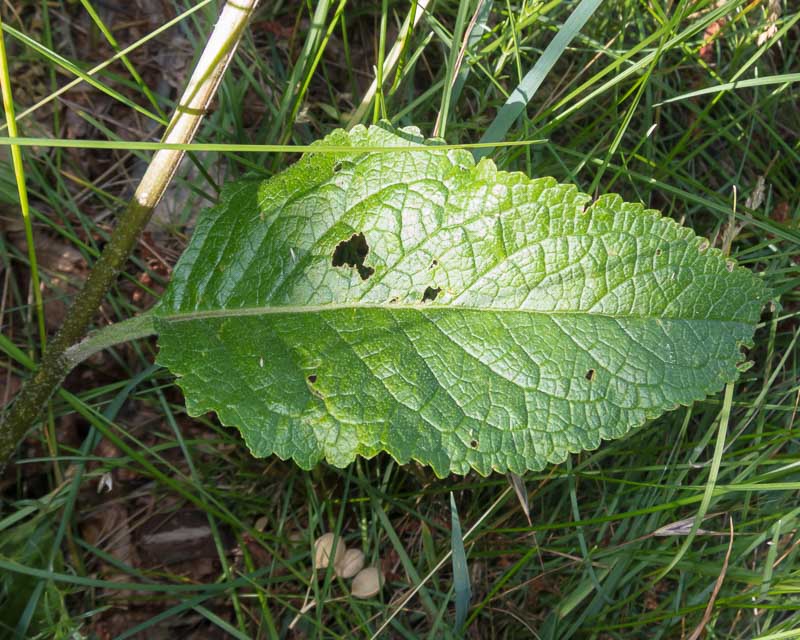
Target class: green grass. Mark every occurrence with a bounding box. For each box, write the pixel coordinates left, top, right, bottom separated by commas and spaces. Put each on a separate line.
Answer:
1, 0, 799, 637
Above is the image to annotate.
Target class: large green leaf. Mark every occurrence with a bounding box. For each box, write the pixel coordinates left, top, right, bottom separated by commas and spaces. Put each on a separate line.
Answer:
152, 124, 769, 476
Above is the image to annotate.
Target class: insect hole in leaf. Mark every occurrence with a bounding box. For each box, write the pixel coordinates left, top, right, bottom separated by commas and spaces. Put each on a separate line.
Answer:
332, 232, 374, 280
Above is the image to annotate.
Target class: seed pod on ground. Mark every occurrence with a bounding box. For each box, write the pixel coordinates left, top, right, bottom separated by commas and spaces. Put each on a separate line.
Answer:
335, 548, 365, 579
314, 532, 345, 569
351, 566, 383, 599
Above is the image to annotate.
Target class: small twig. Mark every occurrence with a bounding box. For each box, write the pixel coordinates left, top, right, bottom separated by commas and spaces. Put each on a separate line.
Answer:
687, 516, 734, 640
0, 0, 261, 466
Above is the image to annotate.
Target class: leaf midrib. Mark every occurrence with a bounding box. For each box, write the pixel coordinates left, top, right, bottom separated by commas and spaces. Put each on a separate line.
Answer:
152, 303, 754, 325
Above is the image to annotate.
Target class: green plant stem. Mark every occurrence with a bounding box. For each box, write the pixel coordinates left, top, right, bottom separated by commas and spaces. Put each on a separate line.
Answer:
346, 0, 432, 127
431, 0, 472, 137
0, 13, 46, 352
0, 0, 261, 466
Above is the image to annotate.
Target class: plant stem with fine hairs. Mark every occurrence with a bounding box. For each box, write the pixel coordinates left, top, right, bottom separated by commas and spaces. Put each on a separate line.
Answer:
0, 0, 262, 465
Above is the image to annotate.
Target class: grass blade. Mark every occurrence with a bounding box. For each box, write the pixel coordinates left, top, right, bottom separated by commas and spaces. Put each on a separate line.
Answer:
450, 492, 471, 634
476, 0, 603, 156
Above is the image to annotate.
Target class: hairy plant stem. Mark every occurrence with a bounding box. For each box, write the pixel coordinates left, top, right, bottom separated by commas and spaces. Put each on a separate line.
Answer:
0, 0, 261, 464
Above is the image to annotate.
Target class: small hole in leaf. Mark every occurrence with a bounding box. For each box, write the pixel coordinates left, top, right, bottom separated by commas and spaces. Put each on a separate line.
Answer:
422, 286, 441, 302
307, 374, 317, 384
389, 297, 399, 304
698, 239, 710, 253
585, 369, 596, 381
332, 232, 374, 280
655, 249, 662, 256
429, 259, 438, 269
333, 161, 343, 173
470, 440, 478, 448
725, 260, 735, 272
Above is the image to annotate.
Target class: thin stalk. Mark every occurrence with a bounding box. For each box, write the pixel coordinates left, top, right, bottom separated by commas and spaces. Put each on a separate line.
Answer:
0, 0, 262, 465
0, 7, 60, 486
432, 0, 472, 137
286, 0, 348, 130
0, 14, 46, 352
347, 0, 432, 127
373, 0, 389, 123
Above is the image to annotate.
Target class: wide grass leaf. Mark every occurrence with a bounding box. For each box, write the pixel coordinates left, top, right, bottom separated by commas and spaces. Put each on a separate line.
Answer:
153, 124, 769, 476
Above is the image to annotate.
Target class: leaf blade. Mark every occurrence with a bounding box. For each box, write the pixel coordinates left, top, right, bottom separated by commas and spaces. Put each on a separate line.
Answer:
153, 124, 769, 476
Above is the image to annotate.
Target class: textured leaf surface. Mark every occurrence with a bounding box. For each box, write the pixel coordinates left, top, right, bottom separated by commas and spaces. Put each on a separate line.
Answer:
153, 124, 769, 476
